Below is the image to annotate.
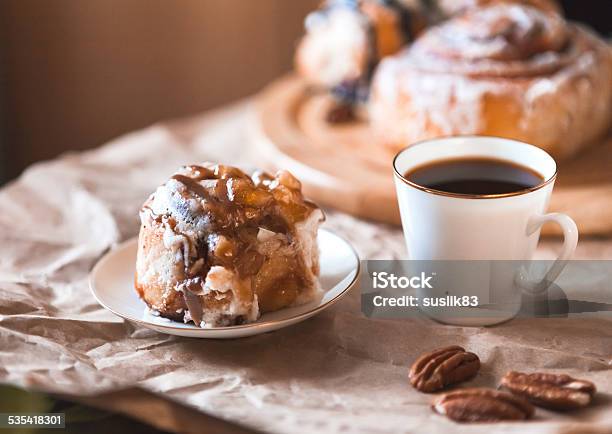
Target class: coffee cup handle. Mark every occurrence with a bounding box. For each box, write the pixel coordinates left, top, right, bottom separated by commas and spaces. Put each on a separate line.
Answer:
518, 213, 578, 293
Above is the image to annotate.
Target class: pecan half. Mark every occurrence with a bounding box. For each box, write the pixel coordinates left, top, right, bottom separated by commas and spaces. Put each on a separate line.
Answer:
500, 371, 596, 411
432, 388, 534, 423
409, 345, 480, 392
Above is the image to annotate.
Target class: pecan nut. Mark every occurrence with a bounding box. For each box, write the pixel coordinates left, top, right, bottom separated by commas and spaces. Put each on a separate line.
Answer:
409, 345, 480, 392
500, 371, 596, 411
432, 388, 535, 423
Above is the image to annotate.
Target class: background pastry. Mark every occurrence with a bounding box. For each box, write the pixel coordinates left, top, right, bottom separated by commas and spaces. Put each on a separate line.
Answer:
370, 3, 612, 159
434, 0, 561, 17
295, 0, 428, 103
135, 163, 324, 328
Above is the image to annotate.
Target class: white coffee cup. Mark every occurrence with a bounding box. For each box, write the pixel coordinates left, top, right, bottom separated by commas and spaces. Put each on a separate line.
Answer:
392, 136, 578, 326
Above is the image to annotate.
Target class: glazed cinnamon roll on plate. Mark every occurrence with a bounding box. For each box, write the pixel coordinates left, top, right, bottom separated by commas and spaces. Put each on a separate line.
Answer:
370, 3, 612, 159
90, 163, 359, 338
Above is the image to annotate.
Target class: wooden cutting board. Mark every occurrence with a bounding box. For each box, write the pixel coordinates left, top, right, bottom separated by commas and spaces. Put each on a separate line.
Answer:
250, 75, 612, 236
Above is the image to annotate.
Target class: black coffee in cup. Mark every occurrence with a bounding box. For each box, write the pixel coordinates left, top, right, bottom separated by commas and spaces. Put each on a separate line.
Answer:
404, 157, 544, 196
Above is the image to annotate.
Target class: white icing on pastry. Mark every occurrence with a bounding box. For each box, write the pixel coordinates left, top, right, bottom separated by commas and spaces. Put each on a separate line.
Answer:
369, 4, 612, 159
298, 7, 370, 87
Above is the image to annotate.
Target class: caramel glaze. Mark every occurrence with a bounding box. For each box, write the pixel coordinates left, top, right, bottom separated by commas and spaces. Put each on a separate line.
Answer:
141, 164, 323, 326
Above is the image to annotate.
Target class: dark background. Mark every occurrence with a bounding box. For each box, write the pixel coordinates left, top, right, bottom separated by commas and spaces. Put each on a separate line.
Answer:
560, 1, 610, 35
0, 0, 609, 184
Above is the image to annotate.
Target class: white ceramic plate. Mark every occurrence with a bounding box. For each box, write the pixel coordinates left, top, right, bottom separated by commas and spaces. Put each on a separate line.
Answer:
89, 229, 360, 339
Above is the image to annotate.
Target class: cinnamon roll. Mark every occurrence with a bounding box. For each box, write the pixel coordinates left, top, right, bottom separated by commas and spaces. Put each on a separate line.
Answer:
295, 0, 428, 103
135, 163, 324, 328
370, 4, 612, 159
